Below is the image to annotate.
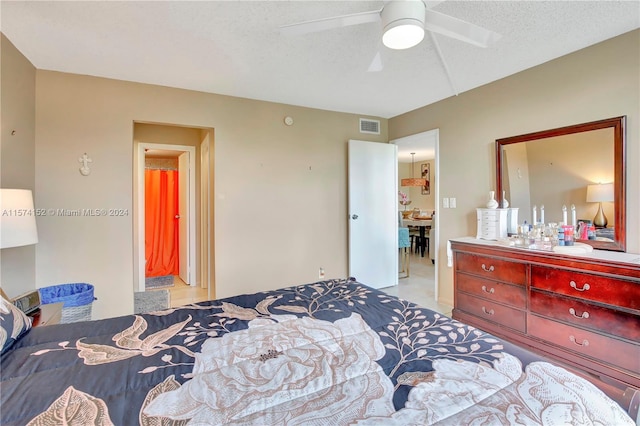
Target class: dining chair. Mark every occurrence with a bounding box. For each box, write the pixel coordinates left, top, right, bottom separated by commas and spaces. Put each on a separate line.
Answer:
399, 227, 411, 278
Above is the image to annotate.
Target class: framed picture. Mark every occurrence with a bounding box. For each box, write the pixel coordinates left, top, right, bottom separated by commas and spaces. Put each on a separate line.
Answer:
421, 163, 430, 195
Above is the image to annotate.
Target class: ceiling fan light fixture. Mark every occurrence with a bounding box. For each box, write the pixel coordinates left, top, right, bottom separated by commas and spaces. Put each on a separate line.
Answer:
383, 20, 425, 50
381, 1, 426, 50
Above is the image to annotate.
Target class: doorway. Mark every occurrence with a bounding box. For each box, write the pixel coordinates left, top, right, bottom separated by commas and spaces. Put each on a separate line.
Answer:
136, 143, 196, 293
391, 129, 441, 306
133, 122, 214, 307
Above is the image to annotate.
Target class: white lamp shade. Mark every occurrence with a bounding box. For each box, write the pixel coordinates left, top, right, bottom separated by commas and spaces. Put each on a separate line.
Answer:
0, 189, 39, 248
586, 183, 614, 203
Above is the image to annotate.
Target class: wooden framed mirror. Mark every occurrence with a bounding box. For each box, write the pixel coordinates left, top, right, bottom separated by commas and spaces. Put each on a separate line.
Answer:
496, 116, 626, 252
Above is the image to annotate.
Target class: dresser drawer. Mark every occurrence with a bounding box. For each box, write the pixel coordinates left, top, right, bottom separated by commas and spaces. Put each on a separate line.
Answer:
478, 224, 499, 232
528, 314, 640, 374
456, 252, 527, 285
477, 230, 500, 240
457, 273, 526, 308
530, 290, 640, 342
478, 210, 501, 218
456, 292, 526, 333
531, 266, 640, 311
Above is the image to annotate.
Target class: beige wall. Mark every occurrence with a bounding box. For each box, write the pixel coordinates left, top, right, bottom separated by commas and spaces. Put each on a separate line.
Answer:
389, 29, 640, 306
33, 70, 387, 319
0, 34, 36, 298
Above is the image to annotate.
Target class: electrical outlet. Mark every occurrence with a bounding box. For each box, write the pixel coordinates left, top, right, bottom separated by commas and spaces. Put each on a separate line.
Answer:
319, 267, 325, 279
450, 197, 457, 208
442, 198, 449, 208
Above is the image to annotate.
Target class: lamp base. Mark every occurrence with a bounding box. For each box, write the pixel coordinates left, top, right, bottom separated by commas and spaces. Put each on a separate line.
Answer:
593, 202, 608, 228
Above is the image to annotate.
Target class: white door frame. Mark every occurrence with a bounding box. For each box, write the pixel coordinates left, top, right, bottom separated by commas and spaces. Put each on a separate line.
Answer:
135, 143, 197, 292
200, 135, 211, 295
391, 129, 440, 301
177, 151, 190, 284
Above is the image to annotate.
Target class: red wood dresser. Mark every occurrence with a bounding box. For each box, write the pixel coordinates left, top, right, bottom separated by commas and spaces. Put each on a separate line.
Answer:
451, 238, 640, 408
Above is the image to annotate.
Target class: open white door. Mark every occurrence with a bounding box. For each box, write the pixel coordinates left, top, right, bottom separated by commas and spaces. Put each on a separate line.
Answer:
178, 151, 190, 284
348, 140, 398, 289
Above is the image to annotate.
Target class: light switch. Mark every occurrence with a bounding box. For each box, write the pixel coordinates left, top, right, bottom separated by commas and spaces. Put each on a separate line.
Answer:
450, 198, 457, 208
443, 198, 449, 208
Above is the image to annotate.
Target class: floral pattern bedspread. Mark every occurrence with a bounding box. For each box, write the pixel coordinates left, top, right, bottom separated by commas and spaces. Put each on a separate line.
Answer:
0, 278, 633, 425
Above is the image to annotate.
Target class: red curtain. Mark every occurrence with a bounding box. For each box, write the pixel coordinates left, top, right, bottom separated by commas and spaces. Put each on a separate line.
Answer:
145, 169, 179, 277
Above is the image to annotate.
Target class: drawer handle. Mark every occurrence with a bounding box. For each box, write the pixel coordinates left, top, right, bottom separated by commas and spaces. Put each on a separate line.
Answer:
481, 264, 495, 273
481, 306, 495, 316
481, 285, 495, 294
569, 335, 589, 347
568, 308, 590, 319
569, 281, 590, 292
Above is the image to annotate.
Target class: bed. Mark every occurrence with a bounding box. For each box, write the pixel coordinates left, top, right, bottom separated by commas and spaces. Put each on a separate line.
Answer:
1, 277, 636, 425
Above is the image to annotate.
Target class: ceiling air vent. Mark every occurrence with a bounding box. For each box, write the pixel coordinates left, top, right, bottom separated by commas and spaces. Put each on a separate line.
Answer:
359, 118, 380, 135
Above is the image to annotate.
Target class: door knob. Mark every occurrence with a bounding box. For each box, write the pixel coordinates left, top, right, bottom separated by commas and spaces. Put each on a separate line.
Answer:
175, 215, 180, 219
352, 214, 358, 220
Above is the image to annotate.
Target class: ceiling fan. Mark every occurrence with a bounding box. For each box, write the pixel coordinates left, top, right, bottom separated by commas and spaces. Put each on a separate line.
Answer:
279, 1, 501, 74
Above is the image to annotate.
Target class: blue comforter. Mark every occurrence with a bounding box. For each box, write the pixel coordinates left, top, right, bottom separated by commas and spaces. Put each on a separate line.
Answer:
1, 278, 633, 425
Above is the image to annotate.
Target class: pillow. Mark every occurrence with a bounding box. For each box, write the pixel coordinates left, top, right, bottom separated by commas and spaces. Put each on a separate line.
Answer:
1, 293, 33, 354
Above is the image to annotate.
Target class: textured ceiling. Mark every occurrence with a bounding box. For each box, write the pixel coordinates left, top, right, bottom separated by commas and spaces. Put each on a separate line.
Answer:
1, 1, 638, 119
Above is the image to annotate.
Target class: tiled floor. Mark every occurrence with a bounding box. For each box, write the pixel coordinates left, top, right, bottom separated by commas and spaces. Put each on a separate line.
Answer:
167, 276, 209, 308
380, 249, 453, 316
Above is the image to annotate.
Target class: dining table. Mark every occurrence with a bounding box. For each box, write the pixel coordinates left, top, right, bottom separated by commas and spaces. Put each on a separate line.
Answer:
402, 217, 432, 257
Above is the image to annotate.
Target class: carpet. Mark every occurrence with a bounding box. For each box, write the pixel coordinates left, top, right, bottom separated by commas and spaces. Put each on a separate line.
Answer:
134, 290, 170, 314
145, 275, 174, 289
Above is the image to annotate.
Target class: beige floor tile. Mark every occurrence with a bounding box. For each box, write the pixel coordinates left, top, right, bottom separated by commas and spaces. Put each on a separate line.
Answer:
167, 276, 209, 308
381, 250, 453, 316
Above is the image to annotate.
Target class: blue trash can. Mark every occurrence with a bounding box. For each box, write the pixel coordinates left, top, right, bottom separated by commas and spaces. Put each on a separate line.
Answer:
39, 283, 95, 323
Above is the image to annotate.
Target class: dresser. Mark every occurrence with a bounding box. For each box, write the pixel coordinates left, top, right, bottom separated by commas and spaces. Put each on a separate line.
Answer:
451, 237, 640, 402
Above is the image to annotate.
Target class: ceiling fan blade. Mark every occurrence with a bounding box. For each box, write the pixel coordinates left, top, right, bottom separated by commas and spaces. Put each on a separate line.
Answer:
367, 51, 384, 73
279, 9, 381, 36
424, 9, 501, 48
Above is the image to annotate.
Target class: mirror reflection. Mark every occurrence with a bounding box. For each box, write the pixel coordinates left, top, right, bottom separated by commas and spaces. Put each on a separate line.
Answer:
496, 116, 625, 252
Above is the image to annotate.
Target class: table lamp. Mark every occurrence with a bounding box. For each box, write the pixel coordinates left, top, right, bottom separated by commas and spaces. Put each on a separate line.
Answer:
1, 189, 39, 300
586, 183, 613, 228
1, 189, 39, 249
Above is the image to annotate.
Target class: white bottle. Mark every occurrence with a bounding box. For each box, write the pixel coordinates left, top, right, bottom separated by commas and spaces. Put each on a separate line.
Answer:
502, 191, 509, 208
486, 191, 499, 209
